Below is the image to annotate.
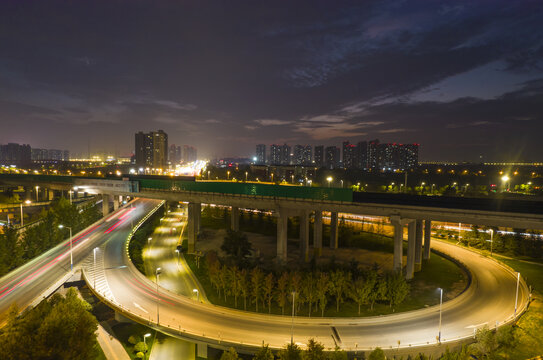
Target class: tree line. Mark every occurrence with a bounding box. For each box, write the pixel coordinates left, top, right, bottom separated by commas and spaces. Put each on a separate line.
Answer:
205, 253, 410, 316
0, 197, 101, 276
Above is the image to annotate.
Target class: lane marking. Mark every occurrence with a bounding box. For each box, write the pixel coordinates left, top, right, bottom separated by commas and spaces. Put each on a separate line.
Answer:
134, 302, 148, 313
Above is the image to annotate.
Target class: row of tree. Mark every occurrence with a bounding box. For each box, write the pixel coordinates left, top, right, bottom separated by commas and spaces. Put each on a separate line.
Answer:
206, 255, 410, 315
0, 197, 101, 276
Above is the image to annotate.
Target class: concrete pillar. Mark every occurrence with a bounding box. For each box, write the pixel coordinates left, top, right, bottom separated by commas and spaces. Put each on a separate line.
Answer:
313, 211, 323, 256
415, 219, 423, 272
391, 219, 404, 272
406, 221, 416, 280
195, 203, 201, 233
231, 206, 239, 231
276, 209, 288, 262
48, 189, 54, 201
424, 220, 432, 260
330, 212, 338, 249
24, 187, 31, 201
299, 210, 309, 261
102, 194, 110, 217
113, 196, 119, 211
196, 342, 208, 359
187, 203, 196, 253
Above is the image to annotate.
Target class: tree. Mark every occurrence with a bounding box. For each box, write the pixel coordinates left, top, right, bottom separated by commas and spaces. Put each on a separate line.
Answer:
134, 342, 148, 353
385, 272, 410, 310
239, 268, 250, 310
316, 272, 330, 316
328, 346, 348, 360
0, 224, 22, 274
303, 338, 325, 360
349, 277, 371, 315
329, 270, 350, 312
221, 229, 252, 263
365, 270, 380, 310
472, 326, 498, 358
251, 267, 264, 312
301, 272, 317, 317
221, 347, 240, 360
229, 266, 241, 308
278, 342, 302, 360
254, 342, 275, 360
368, 347, 385, 360
263, 273, 275, 313
277, 272, 289, 315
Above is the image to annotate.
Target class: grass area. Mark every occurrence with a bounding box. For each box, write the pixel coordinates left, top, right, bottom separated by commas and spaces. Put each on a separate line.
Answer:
185, 251, 466, 317
111, 322, 158, 360
94, 345, 108, 360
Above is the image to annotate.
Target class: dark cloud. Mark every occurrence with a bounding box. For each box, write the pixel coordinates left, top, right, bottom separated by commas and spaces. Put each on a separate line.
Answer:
0, 0, 542, 160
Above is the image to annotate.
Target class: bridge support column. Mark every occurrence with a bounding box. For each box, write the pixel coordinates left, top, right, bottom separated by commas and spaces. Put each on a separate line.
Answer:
391, 217, 404, 273
187, 203, 197, 253
24, 187, 31, 201
102, 194, 110, 217
330, 212, 338, 249
48, 189, 54, 201
406, 220, 416, 280
113, 196, 119, 211
194, 203, 201, 233
313, 211, 323, 256
424, 220, 432, 260
300, 210, 309, 261
231, 206, 239, 231
276, 209, 288, 263
196, 342, 208, 359
415, 219, 423, 272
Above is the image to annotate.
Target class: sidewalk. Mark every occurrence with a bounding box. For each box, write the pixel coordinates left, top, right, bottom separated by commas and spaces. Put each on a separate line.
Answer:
149, 337, 195, 360
96, 322, 131, 360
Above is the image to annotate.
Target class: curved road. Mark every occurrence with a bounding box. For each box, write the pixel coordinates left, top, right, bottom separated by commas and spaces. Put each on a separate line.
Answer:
86, 198, 529, 352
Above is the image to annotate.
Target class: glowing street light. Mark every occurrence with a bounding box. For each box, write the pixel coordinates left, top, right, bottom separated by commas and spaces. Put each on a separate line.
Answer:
144, 333, 151, 360
245, 171, 248, 182
501, 175, 510, 191
35, 186, 39, 202
193, 288, 200, 302
227, 170, 230, 180
175, 249, 180, 265
326, 176, 333, 188
58, 224, 73, 271
438, 288, 443, 343
155, 267, 162, 324
20, 200, 31, 227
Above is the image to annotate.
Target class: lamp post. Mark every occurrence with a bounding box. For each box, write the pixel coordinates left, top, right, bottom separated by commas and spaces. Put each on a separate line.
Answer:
489, 229, 494, 257
438, 288, 443, 343
246, 171, 249, 182
175, 249, 180, 265
35, 186, 39, 202
69, 190, 73, 204
326, 176, 333, 188
514, 272, 520, 319
227, 171, 230, 180
20, 200, 31, 226
58, 224, 73, 271
144, 333, 151, 360
290, 291, 296, 344
93, 247, 98, 289
501, 175, 510, 192
155, 267, 161, 325
207, 170, 210, 180
193, 288, 200, 302
340, 179, 344, 188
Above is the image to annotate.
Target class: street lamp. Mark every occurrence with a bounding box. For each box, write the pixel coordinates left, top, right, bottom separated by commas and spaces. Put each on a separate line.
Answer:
93, 247, 98, 289
20, 200, 31, 227
193, 288, 200, 302
291, 174, 294, 184
501, 175, 510, 192
144, 333, 151, 360
514, 272, 520, 319
438, 288, 443, 343
155, 267, 162, 325
207, 170, 210, 180
245, 171, 248, 182
488, 229, 494, 257
290, 291, 296, 344
35, 186, 39, 202
58, 224, 73, 271
326, 176, 333, 188
227, 171, 230, 180
340, 179, 344, 188
175, 249, 180, 265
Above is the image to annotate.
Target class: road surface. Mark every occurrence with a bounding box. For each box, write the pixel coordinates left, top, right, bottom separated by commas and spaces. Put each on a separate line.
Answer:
84, 199, 530, 352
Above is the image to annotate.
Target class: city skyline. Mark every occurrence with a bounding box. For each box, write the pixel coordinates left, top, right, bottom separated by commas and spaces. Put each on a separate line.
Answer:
1, 1, 543, 162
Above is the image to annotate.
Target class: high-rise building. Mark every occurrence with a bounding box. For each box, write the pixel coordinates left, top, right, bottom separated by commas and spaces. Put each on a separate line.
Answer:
325, 146, 340, 169
342, 141, 355, 169
293, 145, 312, 165
135, 130, 168, 169
280, 143, 291, 165
256, 144, 266, 164
302, 145, 312, 165
169, 144, 182, 165
0, 143, 31, 166
314, 145, 324, 167
182, 145, 197, 163
270, 144, 281, 165
355, 141, 367, 169
402, 144, 419, 169
367, 139, 380, 170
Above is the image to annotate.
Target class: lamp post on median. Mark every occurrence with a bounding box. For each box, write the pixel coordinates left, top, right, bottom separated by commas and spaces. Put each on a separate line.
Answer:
144, 333, 151, 360
175, 249, 180, 265
326, 176, 333, 188
193, 288, 199, 302
58, 224, 73, 271
438, 288, 443, 343
20, 200, 31, 227
156, 267, 162, 325
291, 291, 296, 344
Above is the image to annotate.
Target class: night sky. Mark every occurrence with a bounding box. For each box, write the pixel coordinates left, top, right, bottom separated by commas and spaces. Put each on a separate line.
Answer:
1, 1, 543, 162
